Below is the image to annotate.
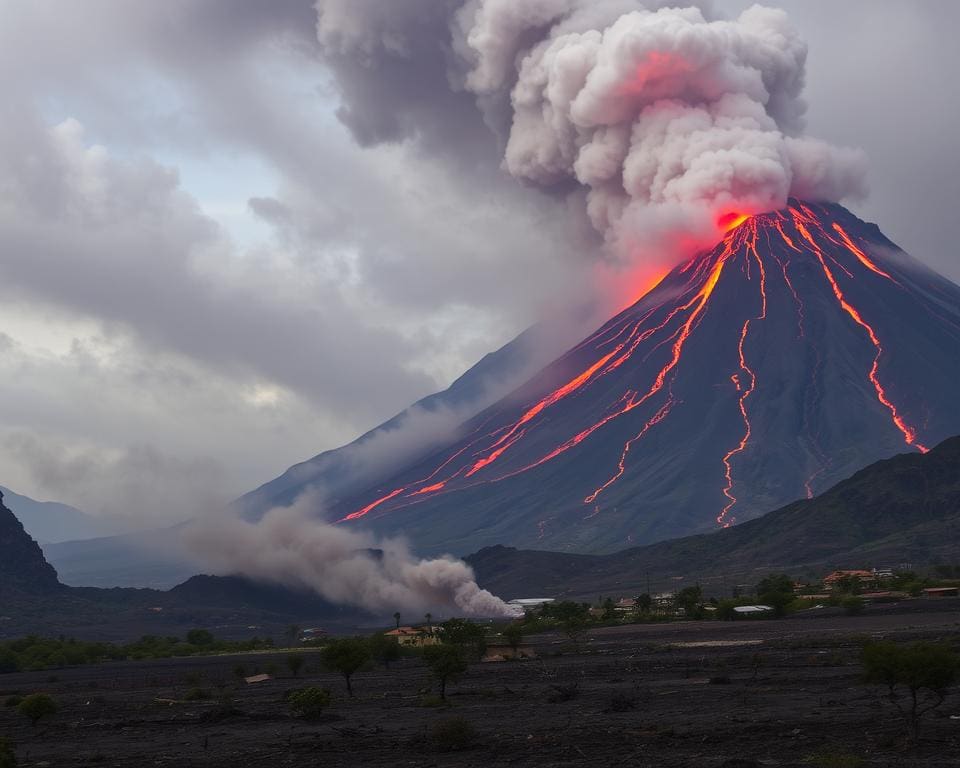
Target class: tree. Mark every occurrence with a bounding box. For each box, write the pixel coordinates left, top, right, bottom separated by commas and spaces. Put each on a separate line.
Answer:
503, 624, 524, 654
393, 612, 401, 630
842, 596, 865, 616
636, 593, 653, 614
186, 629, 215, 647
601, 597, 616, 620
423, 644, 468, 700
836, 574, 862, 595
368, 633, 401, 669
286, 653, 305, 678
436, 619, 487, 660
425, 613, 433, 634
320, 639, 370, 697
757, 573, 795, 618
287, 686, 331, 719
17, 694, 58, 726
862, 641, 959, 742
673, 586, 703, 616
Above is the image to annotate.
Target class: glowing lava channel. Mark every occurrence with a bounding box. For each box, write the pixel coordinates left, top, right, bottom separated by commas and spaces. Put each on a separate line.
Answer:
790, 207, 928, 453
717, 220, 767, 527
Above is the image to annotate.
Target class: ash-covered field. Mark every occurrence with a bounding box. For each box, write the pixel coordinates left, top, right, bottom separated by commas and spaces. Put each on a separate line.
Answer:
2, 602, 959, 767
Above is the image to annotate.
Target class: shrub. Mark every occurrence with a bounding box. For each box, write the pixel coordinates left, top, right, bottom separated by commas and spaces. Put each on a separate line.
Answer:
185, 629, 215, 647
419, 694, 448, 708
17, 693, 58, 726
862, 641, 959, 741
842, 596, 865, 616
184, 687, 210, 701
3, 696, 23, 708
0, 738, 15, 768
287, 687, 331, 719
432, 716, 476, 752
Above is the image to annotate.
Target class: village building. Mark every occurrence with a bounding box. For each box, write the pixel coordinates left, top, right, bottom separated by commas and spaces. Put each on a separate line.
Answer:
384, 626, 440, 647
823, 569, 877, 591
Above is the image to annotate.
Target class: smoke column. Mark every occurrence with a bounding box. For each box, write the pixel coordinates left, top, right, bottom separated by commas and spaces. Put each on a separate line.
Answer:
185, 492, 515, 617
315, 0, 866, 273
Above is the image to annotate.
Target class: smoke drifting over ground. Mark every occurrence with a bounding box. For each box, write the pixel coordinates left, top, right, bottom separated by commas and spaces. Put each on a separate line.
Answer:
315, 0, 866, 270
185, 493, 514, 617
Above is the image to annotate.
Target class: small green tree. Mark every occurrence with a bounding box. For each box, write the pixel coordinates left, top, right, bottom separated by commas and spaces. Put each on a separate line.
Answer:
423, 644, 468, 700
673, 586, 703, 616
436, 619, 487, 660
503, 624, 524, 654
0, 737, 16, 768
756, 573, 796, 618
636, 593, 653, 614
17, 694, 58, 726
862, 641, 959, 742
368, 633, 401, 669
287, 686, 331, 719
320, 639, 370, 697
286, 653, 305, 678
601, 597, 616, 620
836, 574, 862, 595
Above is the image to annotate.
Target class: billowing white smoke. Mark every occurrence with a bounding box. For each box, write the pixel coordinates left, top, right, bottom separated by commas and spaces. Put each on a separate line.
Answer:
185, 492, 515, 618
316, 0, 866, 262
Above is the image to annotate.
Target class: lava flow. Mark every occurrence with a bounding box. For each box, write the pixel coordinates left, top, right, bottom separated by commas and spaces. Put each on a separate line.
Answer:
339, 202, 934, 540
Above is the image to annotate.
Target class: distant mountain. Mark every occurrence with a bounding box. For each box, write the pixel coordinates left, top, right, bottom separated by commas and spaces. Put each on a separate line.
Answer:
466, 435, 960, 599
241, 202, 960, 555
0, 492, 364, 640
43, 526, 199, 589
0, 486, 116, 544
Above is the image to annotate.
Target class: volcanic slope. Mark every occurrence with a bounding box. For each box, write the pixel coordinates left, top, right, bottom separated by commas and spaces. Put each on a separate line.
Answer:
246, 202, 960, 554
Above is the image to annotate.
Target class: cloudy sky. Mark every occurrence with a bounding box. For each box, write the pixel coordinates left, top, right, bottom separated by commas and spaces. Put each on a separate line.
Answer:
1, 0, 957, 529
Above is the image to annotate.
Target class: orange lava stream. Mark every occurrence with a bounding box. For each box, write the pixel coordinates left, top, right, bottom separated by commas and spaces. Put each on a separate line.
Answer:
790, 207, 928, 453
717, 221, 767, 527
583, 395, 676, 505
341, 488, 405, 521
832, 224, 896, 281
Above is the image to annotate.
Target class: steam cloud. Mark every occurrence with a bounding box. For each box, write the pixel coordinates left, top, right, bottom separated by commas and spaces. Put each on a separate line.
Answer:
186, 493, 515, 618
315, 0, 867, 262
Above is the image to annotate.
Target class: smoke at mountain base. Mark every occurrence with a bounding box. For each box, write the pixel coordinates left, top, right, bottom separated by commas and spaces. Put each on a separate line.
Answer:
184, 491, 515, 617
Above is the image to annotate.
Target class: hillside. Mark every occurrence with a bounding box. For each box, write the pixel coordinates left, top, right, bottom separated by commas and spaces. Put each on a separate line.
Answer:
466, 435, 960, 599
0, 486, 116, 544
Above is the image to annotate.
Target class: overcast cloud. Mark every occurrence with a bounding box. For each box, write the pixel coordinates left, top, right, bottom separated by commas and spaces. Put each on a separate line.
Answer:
0, 0, 957, 529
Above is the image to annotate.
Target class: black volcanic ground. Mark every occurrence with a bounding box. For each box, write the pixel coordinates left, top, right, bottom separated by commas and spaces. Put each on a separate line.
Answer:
241, 201, 960, 555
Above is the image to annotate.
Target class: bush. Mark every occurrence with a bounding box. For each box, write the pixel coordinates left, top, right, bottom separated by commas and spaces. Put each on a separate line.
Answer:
842, 596, 865, 616
287, 687, 331, 719
419, 694, 448, 708
3, 696, 23, 708
432, 716, 476, 752
17, 693, 58, 726
184, 687, 210, 701
862, 641, 959, 741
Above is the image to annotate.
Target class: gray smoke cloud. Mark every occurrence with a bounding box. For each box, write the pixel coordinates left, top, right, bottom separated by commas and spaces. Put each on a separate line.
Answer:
315, 0, 867, 266
186, 492, 515, 617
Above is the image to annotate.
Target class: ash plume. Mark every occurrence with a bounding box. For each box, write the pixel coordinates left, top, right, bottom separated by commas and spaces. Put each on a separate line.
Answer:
185, 492, 514, 617
314, 0, 867, 272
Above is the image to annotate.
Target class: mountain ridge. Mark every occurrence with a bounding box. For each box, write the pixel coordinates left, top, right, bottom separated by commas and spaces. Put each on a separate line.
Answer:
465, 434, 960, 599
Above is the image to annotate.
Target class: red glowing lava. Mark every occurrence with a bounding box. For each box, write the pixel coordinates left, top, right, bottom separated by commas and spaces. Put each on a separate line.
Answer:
719, 212, 751, 232
790, 207, 927, 453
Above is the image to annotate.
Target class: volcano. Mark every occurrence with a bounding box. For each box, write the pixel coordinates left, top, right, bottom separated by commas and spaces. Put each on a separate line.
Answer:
241, 201, 960, 554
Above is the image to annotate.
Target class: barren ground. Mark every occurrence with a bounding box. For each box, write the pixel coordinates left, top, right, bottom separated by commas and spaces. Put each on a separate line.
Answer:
2, 600, 959, 767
